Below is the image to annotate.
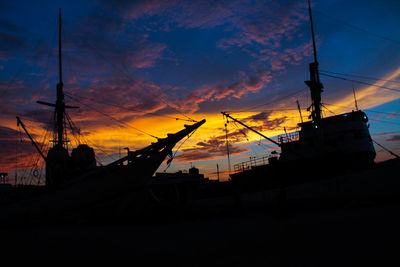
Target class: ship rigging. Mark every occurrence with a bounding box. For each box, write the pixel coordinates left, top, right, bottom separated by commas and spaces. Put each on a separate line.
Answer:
224, 0, 377, 184
14, 9, 206, 189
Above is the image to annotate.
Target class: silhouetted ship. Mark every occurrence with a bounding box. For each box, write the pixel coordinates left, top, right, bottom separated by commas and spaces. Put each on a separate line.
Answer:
1, 4, 398, 226
223, 1, 378, 191
0, 9, 205, 223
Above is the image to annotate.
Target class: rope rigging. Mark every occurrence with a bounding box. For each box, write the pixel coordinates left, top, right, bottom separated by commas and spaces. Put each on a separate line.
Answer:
65, 93, 159, 139
231, 120, 263, 158
64, 91, 196, 123
14, 118, 51, 185
163, 127, 199, 172
232, 121, 249, 142
228, 87, 307, 113
322, 103, 400, 126
322, 102, 399, 116
63, 109, 119, 163
372, 140, 400, 159
313, 9, 400, 46
320, 70, 400, 85
320, 73, 400, 92
225, 113, 281, 158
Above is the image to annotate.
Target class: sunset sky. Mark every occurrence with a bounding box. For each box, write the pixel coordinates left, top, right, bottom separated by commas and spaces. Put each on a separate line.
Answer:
1, 0, 399, 183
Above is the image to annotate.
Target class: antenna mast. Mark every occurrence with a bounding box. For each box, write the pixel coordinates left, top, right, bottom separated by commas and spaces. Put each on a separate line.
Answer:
308, 0, 318, 66
305, 0, 323, 122
352, 82, 359, 111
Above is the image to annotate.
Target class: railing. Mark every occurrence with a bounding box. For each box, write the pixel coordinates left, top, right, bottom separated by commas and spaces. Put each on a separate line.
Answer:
233, 155, 276, 172
278, 131, 299, 143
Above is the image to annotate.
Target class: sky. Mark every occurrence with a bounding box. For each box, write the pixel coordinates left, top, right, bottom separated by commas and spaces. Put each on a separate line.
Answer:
0, 0, 399, 183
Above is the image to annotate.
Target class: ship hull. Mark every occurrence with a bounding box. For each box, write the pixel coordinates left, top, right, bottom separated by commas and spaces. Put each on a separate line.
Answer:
0, 166, 149, 224
230, 151, 376, 193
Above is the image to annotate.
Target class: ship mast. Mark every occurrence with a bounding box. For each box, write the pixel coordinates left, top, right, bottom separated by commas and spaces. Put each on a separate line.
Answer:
56, 7, 65, 148
37, 8, 78, 149
305, 0, 323, 122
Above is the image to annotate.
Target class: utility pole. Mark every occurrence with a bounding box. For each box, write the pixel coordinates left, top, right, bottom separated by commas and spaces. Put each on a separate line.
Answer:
224, 120, 231, 173
216, 164, 220, 182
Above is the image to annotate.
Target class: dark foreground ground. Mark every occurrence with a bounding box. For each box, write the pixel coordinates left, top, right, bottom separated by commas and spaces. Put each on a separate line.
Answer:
1, 198, 399, 267
1, 158, 399, 266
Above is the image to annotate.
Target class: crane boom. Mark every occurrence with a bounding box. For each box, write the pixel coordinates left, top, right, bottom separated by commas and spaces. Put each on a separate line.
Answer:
16, 116, 46, 160
221, 112, 281, 147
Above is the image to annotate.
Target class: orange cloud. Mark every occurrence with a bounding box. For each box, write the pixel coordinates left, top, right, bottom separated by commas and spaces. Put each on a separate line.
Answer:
182, 70, 273, 113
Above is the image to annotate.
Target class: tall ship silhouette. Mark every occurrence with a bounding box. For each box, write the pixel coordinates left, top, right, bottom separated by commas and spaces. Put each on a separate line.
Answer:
1, 9, 205, 222
223, 0, 376, 189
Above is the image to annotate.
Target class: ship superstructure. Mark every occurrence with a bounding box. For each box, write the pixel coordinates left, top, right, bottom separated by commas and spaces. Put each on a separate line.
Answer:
225, 0, 376, 185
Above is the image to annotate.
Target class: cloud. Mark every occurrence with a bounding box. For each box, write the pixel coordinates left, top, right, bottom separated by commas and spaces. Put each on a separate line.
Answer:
0, 33, 24, 51
0, 19, 22, 33
386, 135, 400, 142
386, 113, 399, 118
13, 0, 313, 121
0, 18, 26, 60
244, 111, 287, 131
175, 128, 250, 162
331, 67, 400, 112
11, 0, 398, 173
372, 131, 398, 138
120, 0, 237, 30
0, 79, 32, 116
256, 41, 313, 71
69, 76, 168, 119
108, 1, 311, 113
176, 142, 247, 162
0, 126, 39, 171
20, 109, 54, 127
95, 0, 311, 75
217, 1, 307, 47
182, 70, 273, 112
127, 42, 167, 69
69, 27, 167, 73
18, 75, 173, 142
